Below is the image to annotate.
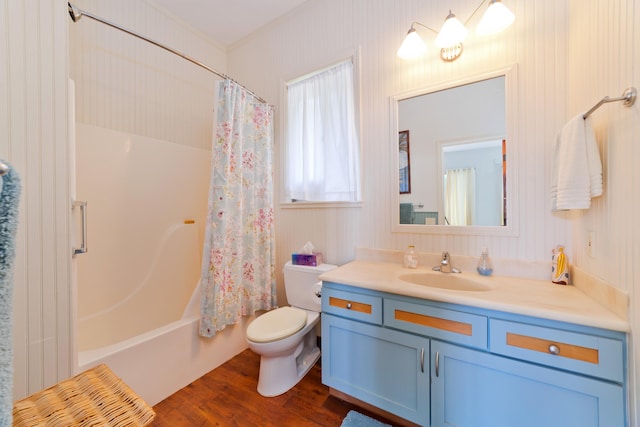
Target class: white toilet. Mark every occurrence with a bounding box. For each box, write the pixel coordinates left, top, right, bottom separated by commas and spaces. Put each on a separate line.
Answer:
246, 261, 337, 397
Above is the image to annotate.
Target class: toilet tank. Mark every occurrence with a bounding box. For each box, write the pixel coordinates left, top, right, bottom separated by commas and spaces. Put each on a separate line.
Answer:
284, 261, 337, 312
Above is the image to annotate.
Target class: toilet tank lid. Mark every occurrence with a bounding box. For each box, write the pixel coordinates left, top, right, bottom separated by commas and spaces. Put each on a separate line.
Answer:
284, 261, 337, 273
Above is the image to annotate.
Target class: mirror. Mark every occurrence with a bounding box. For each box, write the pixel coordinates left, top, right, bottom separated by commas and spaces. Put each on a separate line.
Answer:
392, 67, 518, 236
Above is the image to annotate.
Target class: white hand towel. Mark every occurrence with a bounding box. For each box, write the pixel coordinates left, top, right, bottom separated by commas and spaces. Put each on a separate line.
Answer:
550, 114, 602, 211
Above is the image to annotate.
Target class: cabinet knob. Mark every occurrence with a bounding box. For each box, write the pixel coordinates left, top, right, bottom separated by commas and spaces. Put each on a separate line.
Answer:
548, 344, 560, 355
346, 302, 352, 309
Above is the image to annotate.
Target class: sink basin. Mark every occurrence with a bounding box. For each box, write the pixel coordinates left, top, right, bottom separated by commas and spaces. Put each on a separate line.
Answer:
398, 272, 494, 292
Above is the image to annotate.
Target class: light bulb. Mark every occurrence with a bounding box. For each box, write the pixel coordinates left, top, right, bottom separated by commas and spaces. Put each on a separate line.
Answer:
477, 0, 515, 35
435, 11, 468, 48
397, 27, 427, 59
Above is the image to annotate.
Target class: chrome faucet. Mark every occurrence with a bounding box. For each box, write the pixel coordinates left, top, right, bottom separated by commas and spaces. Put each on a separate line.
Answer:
433, 251, 461, 273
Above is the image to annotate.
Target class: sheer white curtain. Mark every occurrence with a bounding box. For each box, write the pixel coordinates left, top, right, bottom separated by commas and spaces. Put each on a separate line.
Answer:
285, 61, 361, 202
444, 168, 476, 226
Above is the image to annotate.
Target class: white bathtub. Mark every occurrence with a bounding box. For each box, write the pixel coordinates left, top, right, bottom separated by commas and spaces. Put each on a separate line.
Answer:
74, 124, 252, 406
77, 281, 251, 406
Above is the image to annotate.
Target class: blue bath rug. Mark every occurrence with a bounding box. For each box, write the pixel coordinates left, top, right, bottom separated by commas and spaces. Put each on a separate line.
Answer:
341, 410, 391, 427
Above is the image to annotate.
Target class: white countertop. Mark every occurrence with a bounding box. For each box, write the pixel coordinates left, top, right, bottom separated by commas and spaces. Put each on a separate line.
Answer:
319, 260, 630, 332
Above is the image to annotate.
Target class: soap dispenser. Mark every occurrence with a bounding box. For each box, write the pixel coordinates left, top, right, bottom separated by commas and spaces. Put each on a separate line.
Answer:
404, 245, 418, 269
476, 247, 493, 276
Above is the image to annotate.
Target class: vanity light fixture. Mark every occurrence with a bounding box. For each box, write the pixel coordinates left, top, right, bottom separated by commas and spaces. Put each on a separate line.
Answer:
434, 10, 468, 48
397, 23, 432, 60
397, 0, 514, 61
476, 0, 515, 35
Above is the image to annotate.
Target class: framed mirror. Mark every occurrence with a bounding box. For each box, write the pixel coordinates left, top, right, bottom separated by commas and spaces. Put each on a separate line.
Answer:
391, 67, 518, 236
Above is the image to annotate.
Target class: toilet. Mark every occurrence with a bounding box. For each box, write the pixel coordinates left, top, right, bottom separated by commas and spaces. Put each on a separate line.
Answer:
246, 261, 337, 397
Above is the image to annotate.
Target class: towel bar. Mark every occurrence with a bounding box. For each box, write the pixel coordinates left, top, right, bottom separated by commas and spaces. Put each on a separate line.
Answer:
583, 87, 637, 119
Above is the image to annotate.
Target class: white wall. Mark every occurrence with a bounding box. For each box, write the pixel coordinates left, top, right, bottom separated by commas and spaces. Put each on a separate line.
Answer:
1, 0, 72, 399
227, 0, 571, 301
226, 0, 637, 422
567, 0, 640, 423
69, 0, 226, 148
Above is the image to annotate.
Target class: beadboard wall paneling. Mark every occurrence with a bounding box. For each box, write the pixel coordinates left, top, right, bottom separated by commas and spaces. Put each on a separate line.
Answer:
1, 0, 71, 398
226, 0, 571, 274
568, 0, 639, 423
69, 0, 227, 149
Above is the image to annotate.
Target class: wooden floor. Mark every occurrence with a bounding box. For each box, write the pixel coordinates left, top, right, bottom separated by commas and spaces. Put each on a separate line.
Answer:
151, 349, 397, 426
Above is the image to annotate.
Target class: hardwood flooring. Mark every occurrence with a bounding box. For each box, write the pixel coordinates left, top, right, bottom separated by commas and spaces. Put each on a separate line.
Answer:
151, 349, 399, 426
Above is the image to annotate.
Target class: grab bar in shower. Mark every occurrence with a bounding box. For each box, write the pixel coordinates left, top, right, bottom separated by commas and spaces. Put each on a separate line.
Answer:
72, 200, 88, 256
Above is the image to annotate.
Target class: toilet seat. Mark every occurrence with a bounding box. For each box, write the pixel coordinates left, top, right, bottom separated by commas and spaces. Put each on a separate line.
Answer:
247, 307, 308, 343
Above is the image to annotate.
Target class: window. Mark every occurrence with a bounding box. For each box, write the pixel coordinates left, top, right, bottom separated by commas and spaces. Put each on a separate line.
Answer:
284, 59, 361, 203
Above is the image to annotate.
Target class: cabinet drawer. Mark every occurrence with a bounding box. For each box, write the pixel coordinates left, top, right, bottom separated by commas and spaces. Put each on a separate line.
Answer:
490, 319, 624, 383
322, 288, 382, 325
385, 299, 487, 349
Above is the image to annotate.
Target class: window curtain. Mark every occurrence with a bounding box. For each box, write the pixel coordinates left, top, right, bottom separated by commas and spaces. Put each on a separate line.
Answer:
444, 168, 476, 226
285, 61, 361, 202
199, 80, 277, 338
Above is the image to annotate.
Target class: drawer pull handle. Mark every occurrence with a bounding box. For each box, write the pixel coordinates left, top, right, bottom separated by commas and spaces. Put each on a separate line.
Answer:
328, 297, 373, 314
548, 344, 560, 355
506, 332, 599, 364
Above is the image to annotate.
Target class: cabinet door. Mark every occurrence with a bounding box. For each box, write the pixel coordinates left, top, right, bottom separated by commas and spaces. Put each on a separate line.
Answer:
431, 341, 624, 427
322, 314, 430, 425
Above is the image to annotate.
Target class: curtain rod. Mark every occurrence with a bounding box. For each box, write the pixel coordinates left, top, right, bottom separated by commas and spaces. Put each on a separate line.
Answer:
67, 2, 268, 104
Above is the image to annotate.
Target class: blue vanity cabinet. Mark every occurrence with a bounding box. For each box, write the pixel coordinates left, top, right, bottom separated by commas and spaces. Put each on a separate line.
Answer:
321, 282, 627, 427
430, 340, 624, 427
321, 285, 430, 425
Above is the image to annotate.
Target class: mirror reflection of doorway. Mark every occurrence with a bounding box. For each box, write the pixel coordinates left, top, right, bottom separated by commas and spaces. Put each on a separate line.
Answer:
441, 139, 505, 226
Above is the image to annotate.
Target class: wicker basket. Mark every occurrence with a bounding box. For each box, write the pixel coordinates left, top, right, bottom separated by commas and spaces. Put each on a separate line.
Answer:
12, 364, 155, 426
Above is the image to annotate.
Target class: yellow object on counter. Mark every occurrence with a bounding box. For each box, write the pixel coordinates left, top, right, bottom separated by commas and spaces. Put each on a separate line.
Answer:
552, 246, 570, 285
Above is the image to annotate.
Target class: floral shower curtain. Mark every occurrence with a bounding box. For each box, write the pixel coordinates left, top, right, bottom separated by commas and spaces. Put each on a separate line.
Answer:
199, 79, 276, 338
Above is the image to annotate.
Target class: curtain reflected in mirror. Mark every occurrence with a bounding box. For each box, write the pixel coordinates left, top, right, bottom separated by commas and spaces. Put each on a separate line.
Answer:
399, 130, 411, 194
444, 168, 475, 225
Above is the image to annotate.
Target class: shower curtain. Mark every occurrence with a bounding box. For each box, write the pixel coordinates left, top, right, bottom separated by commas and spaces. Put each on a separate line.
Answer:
199, 80, 276, 338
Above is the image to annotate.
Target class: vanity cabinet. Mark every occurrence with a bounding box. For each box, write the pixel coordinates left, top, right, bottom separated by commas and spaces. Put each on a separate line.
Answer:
322, 287, 429, 424
431, 340, 624, 427
321, 282, 626, 427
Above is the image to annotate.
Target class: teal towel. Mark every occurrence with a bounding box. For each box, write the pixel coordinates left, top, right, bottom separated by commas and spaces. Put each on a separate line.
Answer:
0, 162, 21, 427
341, 410, 391, 427
399, 203, 414, 224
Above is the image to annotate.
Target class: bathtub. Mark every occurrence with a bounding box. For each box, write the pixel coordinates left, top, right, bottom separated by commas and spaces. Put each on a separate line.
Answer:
74, 124, 252, 406
76, 281, 251, 406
